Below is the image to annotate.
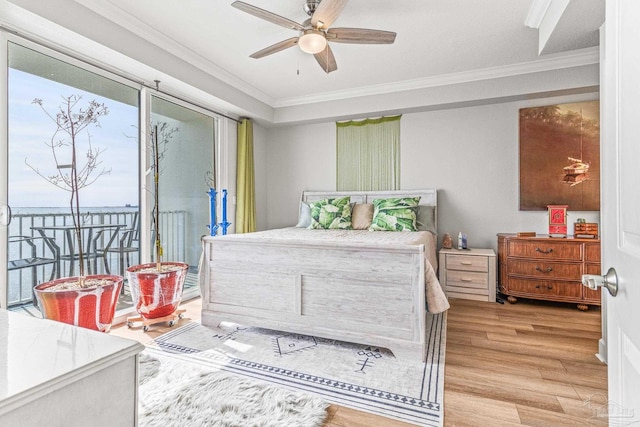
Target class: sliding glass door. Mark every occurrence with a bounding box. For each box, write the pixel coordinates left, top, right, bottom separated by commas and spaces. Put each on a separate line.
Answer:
2, 36, 219, 312
150, 96, 217, 300
4, 41, 140, 310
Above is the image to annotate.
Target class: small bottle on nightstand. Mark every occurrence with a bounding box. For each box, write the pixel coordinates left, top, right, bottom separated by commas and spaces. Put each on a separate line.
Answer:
458, 232, 463, 249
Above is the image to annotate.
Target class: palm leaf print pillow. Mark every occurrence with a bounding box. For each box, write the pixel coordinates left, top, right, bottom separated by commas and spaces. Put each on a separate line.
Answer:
369, 197, 421, 231
308, 196, 352, 229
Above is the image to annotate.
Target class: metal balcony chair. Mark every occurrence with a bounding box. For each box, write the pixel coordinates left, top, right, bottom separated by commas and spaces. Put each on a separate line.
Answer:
95, 213, 140, 277
8, 235, 60, 306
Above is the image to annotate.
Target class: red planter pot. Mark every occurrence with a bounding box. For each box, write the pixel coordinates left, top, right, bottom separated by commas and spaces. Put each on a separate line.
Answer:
126, 262, 188, 319
34, 275, 123, 332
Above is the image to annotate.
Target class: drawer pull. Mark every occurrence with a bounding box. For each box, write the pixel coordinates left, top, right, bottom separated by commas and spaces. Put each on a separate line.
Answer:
535, 266, 553, 273
547, 284, 553, 290
535, 247, 553, 254
460, 278, 473, 282
460, 261, 473, 265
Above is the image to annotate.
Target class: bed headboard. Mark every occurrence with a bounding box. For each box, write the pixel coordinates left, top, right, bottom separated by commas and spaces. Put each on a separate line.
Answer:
302, 189, 438, 233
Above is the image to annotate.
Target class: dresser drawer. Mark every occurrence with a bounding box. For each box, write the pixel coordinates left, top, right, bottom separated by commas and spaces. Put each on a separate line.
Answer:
506, 259, 582, 280
507, 240, 582, 261
507, 278, 583, 298
585, 243, 601, 263
446, 254, 488, 272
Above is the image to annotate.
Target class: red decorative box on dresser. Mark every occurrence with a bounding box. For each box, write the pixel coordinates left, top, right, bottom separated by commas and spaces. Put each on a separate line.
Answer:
497, 233, 601, 310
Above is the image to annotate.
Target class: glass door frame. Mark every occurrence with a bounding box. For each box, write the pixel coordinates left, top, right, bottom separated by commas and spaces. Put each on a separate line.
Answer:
1, 32, 143, 310
144, 90, 224, 302
1, 31, 9, 309
1, 31, 230, 310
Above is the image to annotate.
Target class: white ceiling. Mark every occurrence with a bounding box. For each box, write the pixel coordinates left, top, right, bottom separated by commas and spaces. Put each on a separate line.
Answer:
2, 0, 604, 124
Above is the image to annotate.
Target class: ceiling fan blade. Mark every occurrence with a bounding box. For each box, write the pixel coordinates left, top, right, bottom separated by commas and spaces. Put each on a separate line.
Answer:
232, 1, 304, 31
327, 28, 396, 44
310, 0, 348, 29
314, 44, 337, 73
250, 37, 299, 59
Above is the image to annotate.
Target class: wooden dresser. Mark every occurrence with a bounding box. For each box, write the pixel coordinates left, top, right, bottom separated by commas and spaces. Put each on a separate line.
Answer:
497, 233, 601, 310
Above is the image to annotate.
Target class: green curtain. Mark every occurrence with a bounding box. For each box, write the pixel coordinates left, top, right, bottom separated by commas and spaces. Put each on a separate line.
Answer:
336, 115, 401, 191
236, 118, 256, 233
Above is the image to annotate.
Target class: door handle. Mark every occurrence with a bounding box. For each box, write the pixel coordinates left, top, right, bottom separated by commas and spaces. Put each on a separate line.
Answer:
0, 205, 11, 226
582, 267, 618, 297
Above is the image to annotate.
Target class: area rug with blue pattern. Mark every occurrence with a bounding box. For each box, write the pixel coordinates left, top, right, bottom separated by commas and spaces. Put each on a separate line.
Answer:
148, 312, 446, 426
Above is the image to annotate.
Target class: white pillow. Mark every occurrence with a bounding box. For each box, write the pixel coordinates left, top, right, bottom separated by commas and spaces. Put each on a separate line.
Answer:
295, 201, 312, 228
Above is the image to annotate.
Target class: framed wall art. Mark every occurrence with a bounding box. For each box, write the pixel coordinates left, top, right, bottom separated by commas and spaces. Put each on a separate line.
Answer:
519, 101, 600, 211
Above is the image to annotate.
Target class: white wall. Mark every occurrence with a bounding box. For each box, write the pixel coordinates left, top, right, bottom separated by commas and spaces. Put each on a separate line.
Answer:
265, 122, 337, 230
262, 92, 600, 253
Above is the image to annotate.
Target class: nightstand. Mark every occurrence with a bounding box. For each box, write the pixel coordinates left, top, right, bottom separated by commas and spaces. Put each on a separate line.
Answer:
438, 248, 496, 302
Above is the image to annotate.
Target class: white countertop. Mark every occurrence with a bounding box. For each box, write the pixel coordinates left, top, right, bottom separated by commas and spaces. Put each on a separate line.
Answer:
0, 309, 144, 414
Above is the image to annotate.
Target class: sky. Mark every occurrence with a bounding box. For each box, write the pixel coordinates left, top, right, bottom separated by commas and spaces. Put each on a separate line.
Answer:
8, 69, 139, 208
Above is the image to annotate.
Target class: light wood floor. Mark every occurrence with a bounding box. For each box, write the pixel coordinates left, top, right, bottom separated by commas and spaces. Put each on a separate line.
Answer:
111, 297, 608, 426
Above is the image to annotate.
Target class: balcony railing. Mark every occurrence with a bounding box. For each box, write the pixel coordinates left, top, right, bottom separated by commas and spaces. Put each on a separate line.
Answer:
7, 209, 186, 307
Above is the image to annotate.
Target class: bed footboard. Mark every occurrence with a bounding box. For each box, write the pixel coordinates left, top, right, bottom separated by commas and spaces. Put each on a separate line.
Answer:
200, 235, 428, 361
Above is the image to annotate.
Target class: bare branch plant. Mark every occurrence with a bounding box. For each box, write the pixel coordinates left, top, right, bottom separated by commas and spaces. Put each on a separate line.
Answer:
27, 95, 110, 284
148, 122, 178, 271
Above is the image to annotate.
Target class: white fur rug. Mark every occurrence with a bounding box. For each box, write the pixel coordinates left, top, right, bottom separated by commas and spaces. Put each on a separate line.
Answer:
139, 350, 328, 427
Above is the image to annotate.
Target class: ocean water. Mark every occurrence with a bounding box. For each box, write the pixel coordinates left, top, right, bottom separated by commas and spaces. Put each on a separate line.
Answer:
8, 206, 139, 261
12, 206, 138, 215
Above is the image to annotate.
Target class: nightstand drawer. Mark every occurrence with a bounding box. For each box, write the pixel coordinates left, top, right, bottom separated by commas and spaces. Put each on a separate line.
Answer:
446, 254, 488, 272
446, 270, 488, 288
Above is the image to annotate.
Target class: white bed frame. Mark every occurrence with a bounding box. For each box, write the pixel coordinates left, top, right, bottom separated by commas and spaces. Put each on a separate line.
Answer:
199, 189, 437, 361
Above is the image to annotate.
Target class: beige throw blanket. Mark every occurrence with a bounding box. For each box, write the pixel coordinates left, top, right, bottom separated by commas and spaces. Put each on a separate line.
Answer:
425, 258, 450, 313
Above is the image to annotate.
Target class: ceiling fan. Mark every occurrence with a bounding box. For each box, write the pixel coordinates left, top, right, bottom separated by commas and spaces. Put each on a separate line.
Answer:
231, 0, 396, 73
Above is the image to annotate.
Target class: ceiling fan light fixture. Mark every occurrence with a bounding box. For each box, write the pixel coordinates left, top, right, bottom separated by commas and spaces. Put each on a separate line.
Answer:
298, 29, 327, 54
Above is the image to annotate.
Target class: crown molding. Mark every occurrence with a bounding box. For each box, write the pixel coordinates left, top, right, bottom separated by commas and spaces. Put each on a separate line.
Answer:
72, 0, 275, 106
273, 46, 600, 108
525, 0, 552, 29
45, 0, 599, 113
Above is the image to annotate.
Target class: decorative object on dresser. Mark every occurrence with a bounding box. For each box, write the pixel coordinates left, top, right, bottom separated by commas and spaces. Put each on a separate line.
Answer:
497, 233, 601, 310
574, 219, 599, 239
547, 204, 569, 237
439, 248, 496, 302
